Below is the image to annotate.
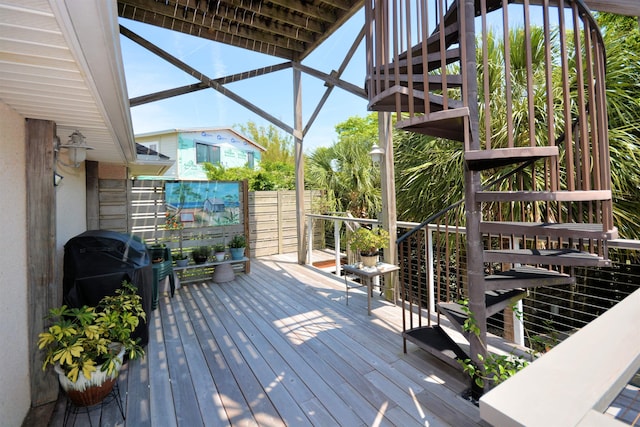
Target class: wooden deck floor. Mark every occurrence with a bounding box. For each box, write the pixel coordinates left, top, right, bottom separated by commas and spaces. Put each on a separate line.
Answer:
47, 254, 486, 426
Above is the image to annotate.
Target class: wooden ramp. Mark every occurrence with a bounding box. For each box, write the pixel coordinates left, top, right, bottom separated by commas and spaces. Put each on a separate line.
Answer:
47, 254, 486, 427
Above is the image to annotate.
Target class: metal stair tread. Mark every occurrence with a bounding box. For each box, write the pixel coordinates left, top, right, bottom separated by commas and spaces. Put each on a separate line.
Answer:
484, 266, 575, 290
403, 325, 468, 369
396, 107, 469, 141
372, 48, 461, 77
437, 288, 526, 328
479, 221, 618, 240
369, 73, 463, 92
368, 85, 464, 112
465, 146, 559, 170
484, 248, 610, 267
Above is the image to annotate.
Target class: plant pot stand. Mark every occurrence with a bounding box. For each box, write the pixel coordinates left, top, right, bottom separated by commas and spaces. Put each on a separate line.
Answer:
62, 381, 125, 427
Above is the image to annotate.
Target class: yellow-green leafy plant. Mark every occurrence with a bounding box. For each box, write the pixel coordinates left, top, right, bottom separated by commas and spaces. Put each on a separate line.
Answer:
38, 281, 146, 383
457, 299, 534, 391
348, 227, 390, 256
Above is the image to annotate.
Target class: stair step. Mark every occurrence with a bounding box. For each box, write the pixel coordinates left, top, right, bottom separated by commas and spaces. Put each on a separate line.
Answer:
484, 289, 527, 317
483, 248, 611, 267
437, 289, 526, 333
465, 146, 558, 170
403, 325, 468, 370
399, 22, 460, 62
475, 189, 612, 203
485, 266, 575, 291
398, 0, 505, 63
396, 48, 461, 75
396, 107, 469, 141
480, 221, 619, 240
368, 85, 464, 113
370, 73, 463, 93
372, 49, 460, 79
437, 302, 470, 337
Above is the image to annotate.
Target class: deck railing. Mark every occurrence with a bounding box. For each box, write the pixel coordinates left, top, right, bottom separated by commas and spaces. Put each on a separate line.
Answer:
307, 213, 640, 349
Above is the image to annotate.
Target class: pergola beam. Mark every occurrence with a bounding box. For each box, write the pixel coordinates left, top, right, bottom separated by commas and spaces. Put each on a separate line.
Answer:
130, 62, 293, 107
121, 24, 293, 134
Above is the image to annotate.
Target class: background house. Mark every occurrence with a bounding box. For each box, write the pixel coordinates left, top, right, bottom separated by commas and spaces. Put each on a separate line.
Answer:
136, 127, 266, 180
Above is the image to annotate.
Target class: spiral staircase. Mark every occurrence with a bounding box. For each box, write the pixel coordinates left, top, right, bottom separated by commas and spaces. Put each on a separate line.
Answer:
365, 0, 617, 386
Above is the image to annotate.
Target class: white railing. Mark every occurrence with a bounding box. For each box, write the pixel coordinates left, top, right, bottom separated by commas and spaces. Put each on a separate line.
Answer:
305, 213, 383, 277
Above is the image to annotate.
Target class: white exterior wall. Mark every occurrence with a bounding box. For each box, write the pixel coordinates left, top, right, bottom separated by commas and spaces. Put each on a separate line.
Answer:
55, 163, 87, 285
0, 102, 30, 426
137, 132, 179, 178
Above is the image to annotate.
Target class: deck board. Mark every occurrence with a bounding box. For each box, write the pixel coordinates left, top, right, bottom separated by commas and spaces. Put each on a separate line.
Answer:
47, 254, 484, 426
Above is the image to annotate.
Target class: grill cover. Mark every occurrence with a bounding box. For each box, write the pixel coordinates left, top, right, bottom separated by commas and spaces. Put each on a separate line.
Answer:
63, 230, 152, 346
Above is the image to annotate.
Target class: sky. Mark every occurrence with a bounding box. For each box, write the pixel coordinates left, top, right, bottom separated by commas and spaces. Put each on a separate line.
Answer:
118, 10, 369, 153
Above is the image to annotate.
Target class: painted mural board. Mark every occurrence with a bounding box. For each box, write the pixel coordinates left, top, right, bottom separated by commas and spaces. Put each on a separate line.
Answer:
165, 181, 241, 227
177, 129, 262, 180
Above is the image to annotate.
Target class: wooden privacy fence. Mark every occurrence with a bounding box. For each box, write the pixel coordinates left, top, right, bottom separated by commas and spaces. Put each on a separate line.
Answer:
126, 179, 322, 258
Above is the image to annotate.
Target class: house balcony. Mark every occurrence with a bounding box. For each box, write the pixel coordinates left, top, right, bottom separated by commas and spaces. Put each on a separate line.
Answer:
305, 214, 640, 426
42, 253, 485, 426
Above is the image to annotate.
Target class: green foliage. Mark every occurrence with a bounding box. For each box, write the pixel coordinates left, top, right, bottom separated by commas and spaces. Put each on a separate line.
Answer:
201, 121, 296, 190
393, 23, 640, 238
305, 114, 382, 217
229, 234, 246, 248
202, 162, 295, 191
192, 245, 211, 259
234, 121, 294, 164
348, 227, 390, 256
213, 243, 225, 252
38, 281, 146, 383
457, 299, 533, 390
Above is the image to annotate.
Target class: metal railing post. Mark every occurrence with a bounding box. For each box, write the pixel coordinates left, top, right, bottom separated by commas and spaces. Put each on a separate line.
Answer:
334, 220, 342, 276
427, 226, 435, 314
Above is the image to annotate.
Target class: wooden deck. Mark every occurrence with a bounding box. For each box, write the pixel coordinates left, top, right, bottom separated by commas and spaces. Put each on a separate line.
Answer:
47, 254, 486, 426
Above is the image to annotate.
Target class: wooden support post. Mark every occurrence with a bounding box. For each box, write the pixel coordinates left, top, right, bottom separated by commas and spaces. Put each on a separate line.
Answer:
26, 119, 59, 406
379, 112, 398, 301
293, 66, 305, 264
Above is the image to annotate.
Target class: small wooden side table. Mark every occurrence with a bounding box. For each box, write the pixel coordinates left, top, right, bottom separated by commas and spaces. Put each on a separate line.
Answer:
343, 262, 399, 315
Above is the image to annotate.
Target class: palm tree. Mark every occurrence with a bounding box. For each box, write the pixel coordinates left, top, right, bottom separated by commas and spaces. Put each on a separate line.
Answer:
395, 21, 640, 239
305, 114, 382, 218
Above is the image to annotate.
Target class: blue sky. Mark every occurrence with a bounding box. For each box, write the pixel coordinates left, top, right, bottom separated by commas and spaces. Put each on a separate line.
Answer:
118, 10, 369, 153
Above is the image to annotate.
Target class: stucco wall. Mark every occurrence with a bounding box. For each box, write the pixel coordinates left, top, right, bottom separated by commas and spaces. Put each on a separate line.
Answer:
0, 102, 30, 426
55, 161, 87, 286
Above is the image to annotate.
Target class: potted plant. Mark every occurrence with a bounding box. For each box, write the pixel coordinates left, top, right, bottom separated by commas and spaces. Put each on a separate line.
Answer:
174, 252, 189, 267
213, 243, 226, 261
192, 245, 210, 264
38, 281, 146, 407
229, 235, 246, 260
348, 227, 390, 266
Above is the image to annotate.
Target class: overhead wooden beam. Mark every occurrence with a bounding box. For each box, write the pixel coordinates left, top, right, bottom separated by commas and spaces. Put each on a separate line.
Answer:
130, 62, 292, 106
267, 0, 338, 23
121, 25, 293, 134
293, 62, 367, 98
304, 24, 366, 136
187, 0, 328, 33
118, 3, 306, 55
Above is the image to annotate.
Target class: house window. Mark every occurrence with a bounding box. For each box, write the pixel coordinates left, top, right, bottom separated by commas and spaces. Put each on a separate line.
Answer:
196, 143, 220, 164
247, 152, 254, 169
140, 142, 159, 156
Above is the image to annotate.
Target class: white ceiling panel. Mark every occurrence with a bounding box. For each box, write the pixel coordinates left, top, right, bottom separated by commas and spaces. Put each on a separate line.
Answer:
0, 0, 138, 166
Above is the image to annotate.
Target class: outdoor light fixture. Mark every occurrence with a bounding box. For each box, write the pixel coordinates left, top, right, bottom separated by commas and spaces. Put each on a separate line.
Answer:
369, 144, 385, 166
55, 130, 93, 168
